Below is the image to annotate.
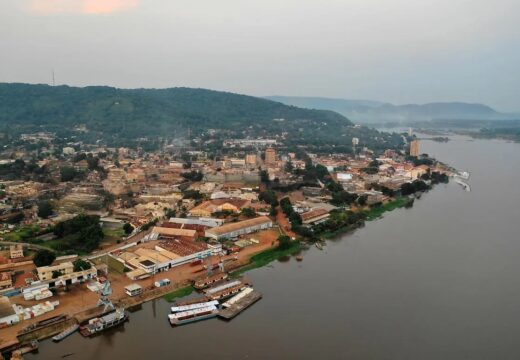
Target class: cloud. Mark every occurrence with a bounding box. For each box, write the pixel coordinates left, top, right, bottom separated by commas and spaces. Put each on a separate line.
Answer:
28, 0, 138, 15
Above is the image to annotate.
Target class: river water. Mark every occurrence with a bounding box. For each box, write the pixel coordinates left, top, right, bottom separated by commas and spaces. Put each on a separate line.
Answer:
30, 135, 520, 360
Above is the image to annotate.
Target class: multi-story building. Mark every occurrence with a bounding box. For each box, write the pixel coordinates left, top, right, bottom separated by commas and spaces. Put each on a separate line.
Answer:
410, 139, 420, 157
265, 147, 276, 165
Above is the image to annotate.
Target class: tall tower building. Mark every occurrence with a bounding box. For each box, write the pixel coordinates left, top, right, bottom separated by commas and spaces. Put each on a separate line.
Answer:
410, 139, 420, 157
265, 147, 276, 165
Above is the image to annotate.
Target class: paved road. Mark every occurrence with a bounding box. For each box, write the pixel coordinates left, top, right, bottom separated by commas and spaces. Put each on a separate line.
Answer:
0, 241, 57, 252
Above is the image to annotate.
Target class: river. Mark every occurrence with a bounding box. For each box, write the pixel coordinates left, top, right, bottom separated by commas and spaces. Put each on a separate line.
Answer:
29, 135, 520, 360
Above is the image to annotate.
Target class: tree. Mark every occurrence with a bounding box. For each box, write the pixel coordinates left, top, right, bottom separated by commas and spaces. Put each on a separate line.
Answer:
240, 207, 256, 218
123, 222, 134, 235
33, 249, 56, 267
259, 190, 278, 207
73, 259, 92, 272
37, 200, 53, 219
60, 166, 78, 182
284, 160, 294, 173
277, 235, 292, 250
259, 170, 270, 184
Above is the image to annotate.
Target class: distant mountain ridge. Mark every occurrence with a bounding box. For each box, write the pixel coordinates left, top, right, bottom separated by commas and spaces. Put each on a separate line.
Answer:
266, 96, 515, 123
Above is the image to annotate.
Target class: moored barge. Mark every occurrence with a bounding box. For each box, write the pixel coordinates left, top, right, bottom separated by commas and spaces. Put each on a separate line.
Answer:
168, 305, 219, 326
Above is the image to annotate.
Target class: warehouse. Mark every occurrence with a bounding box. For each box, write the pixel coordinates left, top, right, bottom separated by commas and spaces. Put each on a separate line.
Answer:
205, 216, 273, 240
0, 296, 19, 326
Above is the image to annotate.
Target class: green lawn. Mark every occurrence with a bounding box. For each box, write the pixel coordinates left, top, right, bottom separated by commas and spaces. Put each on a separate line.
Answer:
231, 241, 301, 276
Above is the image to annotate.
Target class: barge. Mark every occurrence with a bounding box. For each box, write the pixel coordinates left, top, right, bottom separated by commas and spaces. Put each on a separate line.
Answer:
219, 290, 262, 320
207, 284, 245, 301
194, 272, 228, 289
52, 323, 79, 342
168, 305, 219, 326
79, 308, 128, 337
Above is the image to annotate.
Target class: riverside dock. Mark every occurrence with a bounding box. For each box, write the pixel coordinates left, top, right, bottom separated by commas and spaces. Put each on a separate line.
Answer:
218, 290, 262, 320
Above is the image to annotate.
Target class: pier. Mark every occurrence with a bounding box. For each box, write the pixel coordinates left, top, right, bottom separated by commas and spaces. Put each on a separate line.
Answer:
218, 291, 262, 320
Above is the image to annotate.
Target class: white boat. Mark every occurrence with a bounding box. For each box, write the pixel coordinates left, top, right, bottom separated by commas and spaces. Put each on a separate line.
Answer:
168, 305, 219, 326
455, 178, 471, 192
170, 301, 219, 313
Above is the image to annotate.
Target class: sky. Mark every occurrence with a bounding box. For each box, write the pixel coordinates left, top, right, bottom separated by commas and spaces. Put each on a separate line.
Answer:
1, 0, 519, 112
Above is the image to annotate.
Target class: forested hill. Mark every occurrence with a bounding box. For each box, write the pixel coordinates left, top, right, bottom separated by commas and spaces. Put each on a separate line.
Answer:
0, 83, 351, 138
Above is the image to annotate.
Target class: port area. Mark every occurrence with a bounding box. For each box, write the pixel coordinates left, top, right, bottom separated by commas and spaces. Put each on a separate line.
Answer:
0, 229, 279, 351
218, 291, 262, 320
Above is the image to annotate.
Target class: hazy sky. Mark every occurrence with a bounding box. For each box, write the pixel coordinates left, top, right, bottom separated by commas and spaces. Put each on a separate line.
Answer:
1, 0, 519, 111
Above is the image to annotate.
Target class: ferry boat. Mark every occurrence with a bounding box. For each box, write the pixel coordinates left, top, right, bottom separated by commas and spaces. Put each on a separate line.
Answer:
79, 308, 128, 337
171, 300, 219, 313
194, 272, 228, 290
168, 305, 219, 326
52, 324, 79, 342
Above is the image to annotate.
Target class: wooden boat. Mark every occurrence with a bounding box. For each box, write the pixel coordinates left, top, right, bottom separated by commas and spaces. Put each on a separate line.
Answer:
295, 255, 303, 262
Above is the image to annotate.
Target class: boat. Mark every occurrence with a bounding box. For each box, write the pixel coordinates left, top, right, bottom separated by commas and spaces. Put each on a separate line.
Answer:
79, 308, 128, 337
52, 324, 79, 342
194, 272, 228, 290
171, 300, 219, 313
295, 255, 303, 262
457, 171, 470, 180
315, 242, 324, 250
168, 305, 219, 326
454, 178, 471, 192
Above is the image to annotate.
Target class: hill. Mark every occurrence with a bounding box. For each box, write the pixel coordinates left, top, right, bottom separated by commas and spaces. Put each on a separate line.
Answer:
266, 96, 511, 123
0, 83, 350, 139
0, 83, 408, 154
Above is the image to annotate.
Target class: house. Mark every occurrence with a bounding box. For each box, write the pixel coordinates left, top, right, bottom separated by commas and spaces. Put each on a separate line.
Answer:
205, 216, 273, 240
9, 244, 24, 259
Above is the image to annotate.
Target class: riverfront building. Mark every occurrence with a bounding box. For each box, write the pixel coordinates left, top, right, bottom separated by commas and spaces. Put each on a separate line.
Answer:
205, 216, 273, 240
